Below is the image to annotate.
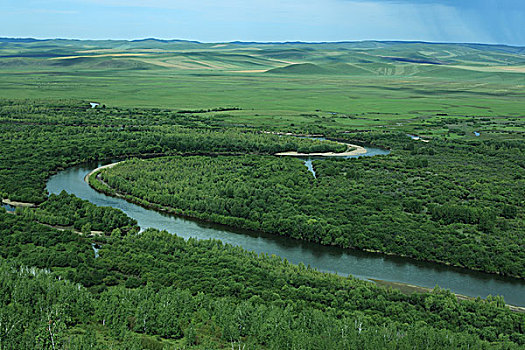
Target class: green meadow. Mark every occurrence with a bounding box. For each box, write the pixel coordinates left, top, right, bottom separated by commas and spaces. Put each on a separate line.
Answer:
1, 38, 523, 138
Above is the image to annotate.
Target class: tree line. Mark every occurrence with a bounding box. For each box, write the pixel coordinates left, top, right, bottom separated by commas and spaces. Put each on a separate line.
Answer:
0, 98, 523, 348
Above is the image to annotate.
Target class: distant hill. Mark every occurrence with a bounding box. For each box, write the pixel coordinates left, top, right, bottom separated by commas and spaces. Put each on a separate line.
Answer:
323, 62, 372, 75
50, 57, 157, 70
267, 62, 373, 75
0, 56, 157, 70
267, 63, 329, 74
0, 38, 523, 80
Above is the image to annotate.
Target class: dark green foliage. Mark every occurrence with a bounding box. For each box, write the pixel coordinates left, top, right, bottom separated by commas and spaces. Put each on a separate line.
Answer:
97, 134, 524, 277
0, 99, 344, 203
96, 285, 517, 349
100, 229, 525, 346
19, 191, 138, 234
2, 257, 520, 349
0, 211, 94, 276
0, 97, 524, 348
1, 211, 524, 348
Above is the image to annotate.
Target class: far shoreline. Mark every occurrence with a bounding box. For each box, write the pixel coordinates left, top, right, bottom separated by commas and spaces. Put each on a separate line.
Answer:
370, 278, 525, 314
84, 161, 122, 183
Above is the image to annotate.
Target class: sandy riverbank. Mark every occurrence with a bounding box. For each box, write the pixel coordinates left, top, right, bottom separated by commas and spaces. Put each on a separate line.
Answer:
275, 142, 367, 157
264, 131, 370, 157
371, 278, 525, 313
1, 199, 37, 208
84, 161, 122, 182
275, 142, 366, 157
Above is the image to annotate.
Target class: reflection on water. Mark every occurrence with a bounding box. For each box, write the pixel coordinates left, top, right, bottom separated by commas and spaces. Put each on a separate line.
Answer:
91, 243, 100, 258
299, 146, 390, 178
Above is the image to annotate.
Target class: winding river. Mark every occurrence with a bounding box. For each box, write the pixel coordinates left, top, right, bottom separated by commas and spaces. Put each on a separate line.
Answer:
45, 150, 525, 307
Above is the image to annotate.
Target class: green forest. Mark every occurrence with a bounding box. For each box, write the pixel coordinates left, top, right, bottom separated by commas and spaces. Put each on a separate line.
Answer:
94, 134, 524, 277
17, 191, 138, 235
0, 99, 343, 203
0, 86, 523, 350
1, 209, 524, 348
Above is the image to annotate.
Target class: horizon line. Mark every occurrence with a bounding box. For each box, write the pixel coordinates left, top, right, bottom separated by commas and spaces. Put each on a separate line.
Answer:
1, 37, 523, 49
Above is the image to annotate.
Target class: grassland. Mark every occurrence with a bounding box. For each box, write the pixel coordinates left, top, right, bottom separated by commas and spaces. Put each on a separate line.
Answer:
0, 38, 523, 139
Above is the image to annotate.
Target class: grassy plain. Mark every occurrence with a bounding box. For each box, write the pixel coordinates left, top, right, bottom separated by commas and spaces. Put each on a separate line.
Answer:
0, 39, 523, 139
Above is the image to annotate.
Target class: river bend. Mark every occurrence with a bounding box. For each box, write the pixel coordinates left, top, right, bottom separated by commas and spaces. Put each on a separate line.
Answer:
46, 154, 525, 307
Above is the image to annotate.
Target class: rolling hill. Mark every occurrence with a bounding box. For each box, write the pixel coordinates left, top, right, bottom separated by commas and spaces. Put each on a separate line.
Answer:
1, 38, 524, 77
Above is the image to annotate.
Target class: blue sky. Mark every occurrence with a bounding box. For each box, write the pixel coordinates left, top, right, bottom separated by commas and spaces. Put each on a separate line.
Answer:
1, 0, 523, 45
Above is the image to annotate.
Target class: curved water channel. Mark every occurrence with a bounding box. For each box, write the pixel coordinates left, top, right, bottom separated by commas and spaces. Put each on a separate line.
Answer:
45, 148, 525, 307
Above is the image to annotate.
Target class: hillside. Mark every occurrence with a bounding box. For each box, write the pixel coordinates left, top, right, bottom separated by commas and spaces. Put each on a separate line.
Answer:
1, 38, 524, 76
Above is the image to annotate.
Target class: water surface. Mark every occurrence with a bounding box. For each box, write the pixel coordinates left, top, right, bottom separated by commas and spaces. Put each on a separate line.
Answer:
46, 159, 525, 306
1, 203, 15, 212
300, 146, 390, 178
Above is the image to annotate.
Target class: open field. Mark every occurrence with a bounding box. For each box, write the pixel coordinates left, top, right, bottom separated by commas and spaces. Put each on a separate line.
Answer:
1, 39, 523, 139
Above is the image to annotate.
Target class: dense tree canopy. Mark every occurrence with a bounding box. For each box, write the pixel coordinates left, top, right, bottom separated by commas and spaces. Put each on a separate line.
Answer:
0, 99, 343, 203
0, 98, 523, 349
96, 135, 524, 277
18, 191, 138, 235
1, 209, 524, 348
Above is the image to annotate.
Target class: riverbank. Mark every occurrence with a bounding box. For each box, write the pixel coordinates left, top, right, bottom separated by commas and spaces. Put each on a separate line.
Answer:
275, 143, 366, 157
269, 132, 368, 157
84, 161, 122, 183
44, 160, 525, 307
74, 167, 525, 312
87, 162, 262, 229
371, 279, 525, 313
1, 198, 37, 208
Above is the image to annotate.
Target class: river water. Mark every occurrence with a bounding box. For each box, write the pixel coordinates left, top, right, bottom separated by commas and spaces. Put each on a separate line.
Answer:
46, 156, 525, 306
1, 203, 16, 212
301, 147, 390, 178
